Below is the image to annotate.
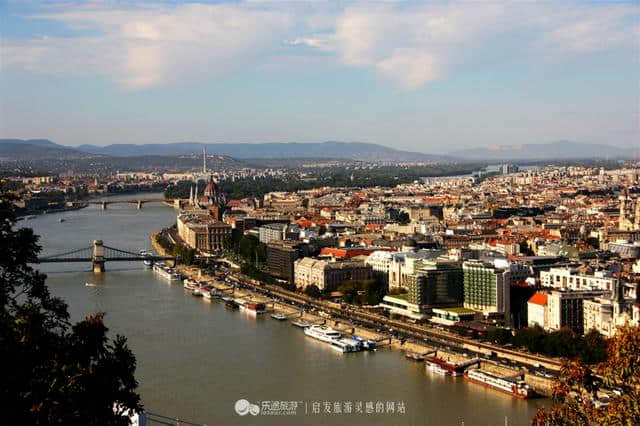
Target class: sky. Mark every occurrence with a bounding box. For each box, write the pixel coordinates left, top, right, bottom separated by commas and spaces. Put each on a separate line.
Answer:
0, 0, 638, 154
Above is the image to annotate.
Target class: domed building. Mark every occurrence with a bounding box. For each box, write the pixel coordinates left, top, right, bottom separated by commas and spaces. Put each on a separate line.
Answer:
188, 176, 226, 220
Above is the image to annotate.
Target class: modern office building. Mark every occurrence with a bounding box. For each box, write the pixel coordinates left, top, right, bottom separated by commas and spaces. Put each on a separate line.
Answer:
266, 240, 308, 283
258, 223, 300, 244
462, 259, 511, 316
406, 260, 463, 308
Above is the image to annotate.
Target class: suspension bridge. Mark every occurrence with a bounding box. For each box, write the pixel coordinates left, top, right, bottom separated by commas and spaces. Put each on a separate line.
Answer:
37, 240, 176, 273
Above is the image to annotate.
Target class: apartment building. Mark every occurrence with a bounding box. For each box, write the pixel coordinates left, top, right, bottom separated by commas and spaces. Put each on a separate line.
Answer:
294, 258, 372, 291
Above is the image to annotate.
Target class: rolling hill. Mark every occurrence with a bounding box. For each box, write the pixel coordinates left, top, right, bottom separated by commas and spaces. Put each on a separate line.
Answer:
74, 141, 449, 162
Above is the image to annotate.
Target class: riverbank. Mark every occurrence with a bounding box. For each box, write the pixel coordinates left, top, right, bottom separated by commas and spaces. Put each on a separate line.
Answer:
150, 230, 555, 397
17, 202, 88, 218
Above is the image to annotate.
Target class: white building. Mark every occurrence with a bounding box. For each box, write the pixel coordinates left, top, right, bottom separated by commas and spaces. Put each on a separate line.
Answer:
527, 292, 548, 328
388, 250, 447, 289
258, 223, 300, 244
365, 251, 393, 285
540, 267, 615, 291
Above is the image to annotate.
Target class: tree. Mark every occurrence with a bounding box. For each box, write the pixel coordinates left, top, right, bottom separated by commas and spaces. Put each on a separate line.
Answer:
580, 329, 607, 364
304, 285, 321, 299
486, 327, 513, 345
238, 235, 259, 261
0, 185, 141, 424
172, 243, 195, 266
533, 324, 640, 425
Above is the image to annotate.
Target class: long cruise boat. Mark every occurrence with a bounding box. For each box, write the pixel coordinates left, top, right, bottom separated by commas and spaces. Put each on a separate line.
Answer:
303, 325, 342, 343
239, 302, 267, 315
153, 263, 181, 282
464, 368, 532, 399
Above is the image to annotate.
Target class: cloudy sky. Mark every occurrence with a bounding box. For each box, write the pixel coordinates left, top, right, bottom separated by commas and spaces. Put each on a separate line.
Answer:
1, 0, 638, 153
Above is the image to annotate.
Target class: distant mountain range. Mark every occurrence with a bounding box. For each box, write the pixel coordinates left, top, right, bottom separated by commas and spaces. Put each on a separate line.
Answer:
0, 139, 635, 163
0, 139, 103, 161
451, 141, 637, 161
74, 141, 447, 162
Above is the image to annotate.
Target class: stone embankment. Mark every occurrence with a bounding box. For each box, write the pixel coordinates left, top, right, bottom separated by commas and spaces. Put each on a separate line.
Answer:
150, 231, 555, 397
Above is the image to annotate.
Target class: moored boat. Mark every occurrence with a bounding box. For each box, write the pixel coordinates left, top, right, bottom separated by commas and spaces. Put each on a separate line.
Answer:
225, 300, 239, 309
183, 278, 198, 290
153, 263, 181, 282
303, 325, 342, 343
271, 313, 288, 320
330, 338, 361, 353
405, 352, 425, 362
240, 302, 266, 315
426, 361, 451, 376
464, 368, 532, 398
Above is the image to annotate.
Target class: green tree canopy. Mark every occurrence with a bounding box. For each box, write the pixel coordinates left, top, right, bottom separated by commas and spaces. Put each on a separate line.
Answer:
0, 185, 141, 424
304, 284, 321, 298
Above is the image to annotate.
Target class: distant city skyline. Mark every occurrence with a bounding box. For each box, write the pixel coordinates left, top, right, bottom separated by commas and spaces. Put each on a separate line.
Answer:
1, 1, 638, 153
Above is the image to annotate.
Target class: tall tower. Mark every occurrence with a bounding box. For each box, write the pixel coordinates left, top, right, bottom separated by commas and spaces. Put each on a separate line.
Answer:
203, 145, 207, 175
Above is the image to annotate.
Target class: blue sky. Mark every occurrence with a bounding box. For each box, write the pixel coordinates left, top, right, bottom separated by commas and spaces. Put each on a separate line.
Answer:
1, 0, 638, 153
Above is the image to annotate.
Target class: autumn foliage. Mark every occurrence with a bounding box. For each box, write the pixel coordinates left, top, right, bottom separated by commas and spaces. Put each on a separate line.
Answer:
533, 323, 640, 425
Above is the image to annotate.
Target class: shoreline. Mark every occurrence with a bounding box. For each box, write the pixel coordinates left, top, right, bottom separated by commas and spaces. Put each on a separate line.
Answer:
17, 203, 88, 218
149, 229, 555, 397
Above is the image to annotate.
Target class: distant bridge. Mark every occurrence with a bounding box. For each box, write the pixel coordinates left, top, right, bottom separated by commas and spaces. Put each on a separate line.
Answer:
37, 240, 176, 273
70, 198, 170, 210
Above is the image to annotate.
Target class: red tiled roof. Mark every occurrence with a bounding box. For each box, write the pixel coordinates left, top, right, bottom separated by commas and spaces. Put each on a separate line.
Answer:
528, 293, 548, 306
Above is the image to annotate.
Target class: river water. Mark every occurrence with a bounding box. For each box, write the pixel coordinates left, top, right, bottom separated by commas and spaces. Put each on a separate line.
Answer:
24, 193, 547, 425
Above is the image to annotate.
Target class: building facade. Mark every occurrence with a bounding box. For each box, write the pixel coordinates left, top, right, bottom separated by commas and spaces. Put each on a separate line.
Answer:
546, 289, 608, 335
406, 260, 463, 309
462, 260, 511, 316
177, 213, 232, 252
294, 258, 372, 291
266, 240, 307, 283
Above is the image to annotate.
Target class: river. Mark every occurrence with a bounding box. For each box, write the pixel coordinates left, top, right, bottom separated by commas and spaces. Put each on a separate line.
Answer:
23, 193, 547, 425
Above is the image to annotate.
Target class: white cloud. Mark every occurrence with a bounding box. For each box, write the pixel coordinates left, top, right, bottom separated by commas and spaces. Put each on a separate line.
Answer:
3, 2, 293, 90
2, 1, 638, 91
376, 49, 441, 90
309, 2, 638, 90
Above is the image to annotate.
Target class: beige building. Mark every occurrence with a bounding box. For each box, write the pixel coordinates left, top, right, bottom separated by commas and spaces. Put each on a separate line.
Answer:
177, 213, 231, 253
583, 298, 615, 337
294, 258, 372, 291
547, 289, 608, 335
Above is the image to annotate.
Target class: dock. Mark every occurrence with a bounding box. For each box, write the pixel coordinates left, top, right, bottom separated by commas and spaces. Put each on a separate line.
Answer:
292, 318, 326, 328
271, 310, 302, 321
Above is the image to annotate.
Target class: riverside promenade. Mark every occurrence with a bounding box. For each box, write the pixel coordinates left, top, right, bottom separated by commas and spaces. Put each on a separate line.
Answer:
150, 230, 556, 396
